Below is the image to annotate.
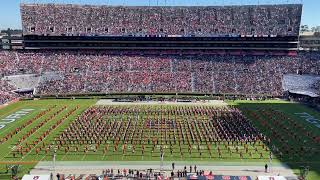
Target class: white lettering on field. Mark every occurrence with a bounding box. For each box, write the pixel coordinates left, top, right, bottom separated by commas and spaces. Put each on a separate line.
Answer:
295, 112, 320, 128
0, 109, 34, 130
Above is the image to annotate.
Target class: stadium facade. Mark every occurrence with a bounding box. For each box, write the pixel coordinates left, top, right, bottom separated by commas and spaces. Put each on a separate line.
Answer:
0, 3, 320, 106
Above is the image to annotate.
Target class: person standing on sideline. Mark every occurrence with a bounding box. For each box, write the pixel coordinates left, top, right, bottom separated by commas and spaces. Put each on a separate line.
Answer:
265, 164, 268, 173
172, 162, 175, 170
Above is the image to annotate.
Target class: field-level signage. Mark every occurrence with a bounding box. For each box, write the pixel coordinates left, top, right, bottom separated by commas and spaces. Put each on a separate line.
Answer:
295, 112, 320, 128
0, 109, 34, 130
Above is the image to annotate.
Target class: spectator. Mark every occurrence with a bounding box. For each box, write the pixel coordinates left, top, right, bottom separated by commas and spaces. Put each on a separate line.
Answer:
20, 4, 302, 37
265, 164, 268, 173
0, 50, 319, 104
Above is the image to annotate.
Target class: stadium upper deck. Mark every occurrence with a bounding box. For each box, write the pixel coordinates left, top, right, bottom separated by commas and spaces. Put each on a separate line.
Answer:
20, 3, 302, 37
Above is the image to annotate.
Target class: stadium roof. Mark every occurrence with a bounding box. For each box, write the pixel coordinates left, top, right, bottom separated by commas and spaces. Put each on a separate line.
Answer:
288, 90, 319, 98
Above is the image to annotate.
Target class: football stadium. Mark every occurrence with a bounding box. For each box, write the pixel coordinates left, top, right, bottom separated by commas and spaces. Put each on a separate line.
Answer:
0, 0, 319, 180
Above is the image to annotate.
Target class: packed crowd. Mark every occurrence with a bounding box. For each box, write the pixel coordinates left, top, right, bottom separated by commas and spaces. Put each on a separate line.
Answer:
21, 4, 302, 36
0, 80, 19, 105
283, 74, 320, 96
312, 80, 320, 93
1, 50, 320, 100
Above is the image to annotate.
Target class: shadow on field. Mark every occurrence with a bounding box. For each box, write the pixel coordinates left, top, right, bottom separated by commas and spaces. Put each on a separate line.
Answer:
233, 101, 320, 179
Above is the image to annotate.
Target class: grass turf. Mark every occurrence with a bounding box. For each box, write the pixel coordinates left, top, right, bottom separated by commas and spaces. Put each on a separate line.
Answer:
0, 99, 96, 178
0, 99, 319, 179
228, 100, 320, 180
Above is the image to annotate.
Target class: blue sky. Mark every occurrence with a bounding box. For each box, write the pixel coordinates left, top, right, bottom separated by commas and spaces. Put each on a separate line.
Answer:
0, 0, 319, 30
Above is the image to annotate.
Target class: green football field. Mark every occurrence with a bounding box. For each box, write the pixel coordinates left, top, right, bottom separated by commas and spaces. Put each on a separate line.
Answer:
229, 100, 320, 180
0, 99, 319, 179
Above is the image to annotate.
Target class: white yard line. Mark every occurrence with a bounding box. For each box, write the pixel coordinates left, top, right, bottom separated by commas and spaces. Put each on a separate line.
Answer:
3, 108, 75, 162
60, 150, 70, 161
81, 154, 87, 161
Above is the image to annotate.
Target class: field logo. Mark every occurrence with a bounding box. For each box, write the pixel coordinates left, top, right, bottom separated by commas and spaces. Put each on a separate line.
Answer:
0, 109, 34, 130
295, 112, 320, 128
